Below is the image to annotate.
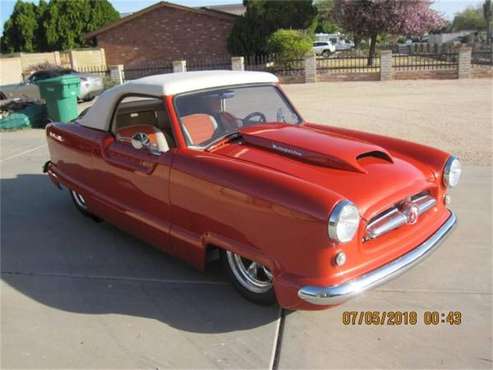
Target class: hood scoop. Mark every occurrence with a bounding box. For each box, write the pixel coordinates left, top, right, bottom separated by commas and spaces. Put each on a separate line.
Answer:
357, 150, 393, 163
240, 125, 393, 174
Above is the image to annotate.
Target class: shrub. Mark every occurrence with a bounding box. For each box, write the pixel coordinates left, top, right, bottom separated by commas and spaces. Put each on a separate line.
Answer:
227, 1, 317, 56
267, 29, 312, 62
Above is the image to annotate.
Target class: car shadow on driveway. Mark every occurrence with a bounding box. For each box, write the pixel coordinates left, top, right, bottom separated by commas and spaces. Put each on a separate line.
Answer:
1, 174, 280, 334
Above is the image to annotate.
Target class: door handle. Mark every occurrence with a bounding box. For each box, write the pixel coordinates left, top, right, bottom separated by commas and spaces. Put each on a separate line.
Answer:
102, 144, 157, 175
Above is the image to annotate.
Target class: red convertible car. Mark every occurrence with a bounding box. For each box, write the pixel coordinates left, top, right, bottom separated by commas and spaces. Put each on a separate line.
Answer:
44, 71, 460, 310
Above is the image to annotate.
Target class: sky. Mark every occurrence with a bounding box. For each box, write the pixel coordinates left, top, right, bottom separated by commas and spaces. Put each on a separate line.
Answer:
0, 0, 485, 36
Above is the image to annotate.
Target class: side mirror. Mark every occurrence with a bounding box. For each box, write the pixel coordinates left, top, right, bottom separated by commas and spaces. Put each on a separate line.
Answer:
131, 132, 150, 150
130, 132, 160, 156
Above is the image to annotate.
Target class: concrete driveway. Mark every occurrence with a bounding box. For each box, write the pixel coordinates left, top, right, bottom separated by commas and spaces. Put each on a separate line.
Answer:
1, 79, 492, 369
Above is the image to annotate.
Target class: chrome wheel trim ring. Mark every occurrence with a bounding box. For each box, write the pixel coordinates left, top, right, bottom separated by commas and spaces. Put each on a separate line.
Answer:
71, 190, 87, 210
226, 251, 273, 293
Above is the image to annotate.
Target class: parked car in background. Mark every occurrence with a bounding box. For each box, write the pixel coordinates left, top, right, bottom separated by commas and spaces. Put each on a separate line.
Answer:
0, 69, 103, 102
333, 38, 354, 51
315, 33, 354, 51
44, 70, 460, 310
313, 41, 336, 57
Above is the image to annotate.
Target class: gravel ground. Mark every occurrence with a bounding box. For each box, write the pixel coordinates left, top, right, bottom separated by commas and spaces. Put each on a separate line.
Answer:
283, 79, 493, 166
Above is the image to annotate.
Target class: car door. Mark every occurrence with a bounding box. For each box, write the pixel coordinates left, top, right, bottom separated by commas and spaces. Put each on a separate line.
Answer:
97, 96, 175, 254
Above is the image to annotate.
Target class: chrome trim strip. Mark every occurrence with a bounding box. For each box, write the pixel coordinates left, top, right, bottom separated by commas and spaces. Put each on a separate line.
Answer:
298, 212, 456, 305
367, 209, 408, 239
366, 195, 437, 240
415, 195, 436, 214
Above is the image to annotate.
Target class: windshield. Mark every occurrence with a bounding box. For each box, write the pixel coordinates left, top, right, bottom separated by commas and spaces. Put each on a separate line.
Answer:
174, 85, 301, 148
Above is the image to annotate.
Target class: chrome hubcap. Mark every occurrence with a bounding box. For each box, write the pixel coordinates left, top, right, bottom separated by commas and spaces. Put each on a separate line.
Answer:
226, 251, 273, 293
71, 190, 87, 210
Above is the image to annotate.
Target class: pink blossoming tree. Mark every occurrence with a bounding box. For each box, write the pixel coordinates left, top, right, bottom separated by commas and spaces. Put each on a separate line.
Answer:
332, 0, 446, 65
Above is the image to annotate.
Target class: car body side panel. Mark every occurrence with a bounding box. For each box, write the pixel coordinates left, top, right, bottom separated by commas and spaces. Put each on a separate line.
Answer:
168, 149, 335, 273
46, 123, 174, 256
46, 123, 104, 194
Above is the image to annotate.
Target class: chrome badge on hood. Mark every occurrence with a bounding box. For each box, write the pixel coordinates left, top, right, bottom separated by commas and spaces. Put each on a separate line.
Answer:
271, 143, 303, 157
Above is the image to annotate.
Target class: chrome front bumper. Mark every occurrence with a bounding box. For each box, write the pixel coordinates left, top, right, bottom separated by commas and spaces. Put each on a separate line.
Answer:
298, 212, 457, 306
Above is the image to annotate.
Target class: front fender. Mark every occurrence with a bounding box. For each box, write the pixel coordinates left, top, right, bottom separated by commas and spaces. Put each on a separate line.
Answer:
169, 149, 344, 277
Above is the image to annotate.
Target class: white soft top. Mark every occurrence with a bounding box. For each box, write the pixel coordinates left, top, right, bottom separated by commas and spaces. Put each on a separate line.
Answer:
79, 70, 279, 131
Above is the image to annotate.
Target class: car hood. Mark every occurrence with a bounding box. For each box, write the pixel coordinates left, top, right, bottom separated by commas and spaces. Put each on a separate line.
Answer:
212, 123, 435, 219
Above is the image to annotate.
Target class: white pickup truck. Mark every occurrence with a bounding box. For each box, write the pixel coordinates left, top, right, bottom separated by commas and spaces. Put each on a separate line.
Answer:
312, 41, 336, 57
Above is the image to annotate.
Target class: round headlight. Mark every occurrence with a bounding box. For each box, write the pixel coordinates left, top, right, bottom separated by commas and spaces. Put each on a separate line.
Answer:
328, 200, 360, 243
443, 156, 462, 188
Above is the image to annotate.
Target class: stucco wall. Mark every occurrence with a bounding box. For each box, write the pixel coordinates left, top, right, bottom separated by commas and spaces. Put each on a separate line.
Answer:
0, 57, 23, 85
69, 48, 107, 68
0, 49, 107, 87
18, 52, 60, 71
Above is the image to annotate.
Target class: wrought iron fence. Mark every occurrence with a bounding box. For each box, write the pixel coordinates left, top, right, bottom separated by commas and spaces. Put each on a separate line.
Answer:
186, 56, 231, 71
245, 55, 304, 77
245, 54, 274, 72
472, 51, 493, 65
392, 43, 457, 55
121, 57, 231, 82
317, 55, 380, 73
392, 53, 458, 71
123, 64, 173, 81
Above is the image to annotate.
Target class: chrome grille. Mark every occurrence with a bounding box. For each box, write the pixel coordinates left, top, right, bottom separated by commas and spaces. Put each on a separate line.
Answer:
365, 193, 437, 241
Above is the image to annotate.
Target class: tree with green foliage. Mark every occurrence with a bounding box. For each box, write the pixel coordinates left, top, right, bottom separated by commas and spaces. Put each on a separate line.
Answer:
35, 0, 50, 51
0, 0, 119, 53
483, 0, 492, 44
228, 0, 317, 56
1, 1, 39, 53
314, 0, 339, 34
267, 29, 312, 62
451, 6, 487, 31
42, 0, 120, 51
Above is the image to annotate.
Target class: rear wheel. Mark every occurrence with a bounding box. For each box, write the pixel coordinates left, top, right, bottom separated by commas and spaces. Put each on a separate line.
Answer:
69, 190, 101, 222
221, 250, 276, 305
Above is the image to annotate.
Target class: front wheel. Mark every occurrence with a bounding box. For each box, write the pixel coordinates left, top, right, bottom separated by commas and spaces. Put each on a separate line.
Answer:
221, 250, 276, 305
322, 50, 332, 57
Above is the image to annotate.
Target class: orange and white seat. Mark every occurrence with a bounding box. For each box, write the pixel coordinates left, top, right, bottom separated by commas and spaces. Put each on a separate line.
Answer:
181, 114, 218, 145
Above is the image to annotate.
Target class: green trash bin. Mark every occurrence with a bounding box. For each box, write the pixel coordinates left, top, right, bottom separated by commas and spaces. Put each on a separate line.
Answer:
0, 103, 47, 130
36, 75, 80, 123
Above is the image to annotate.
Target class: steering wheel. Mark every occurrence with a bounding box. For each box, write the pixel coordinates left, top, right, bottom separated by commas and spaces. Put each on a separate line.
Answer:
242, 112, 267, 126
